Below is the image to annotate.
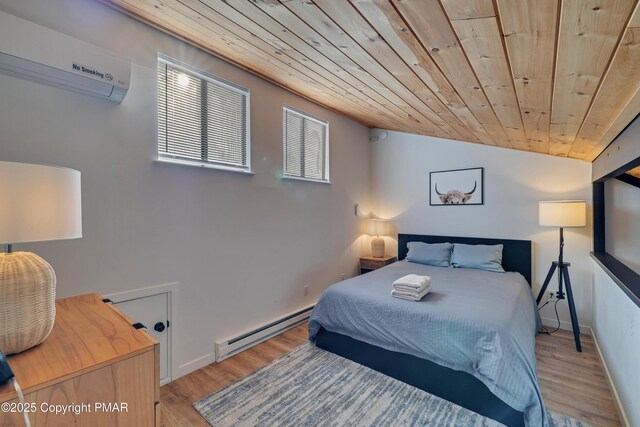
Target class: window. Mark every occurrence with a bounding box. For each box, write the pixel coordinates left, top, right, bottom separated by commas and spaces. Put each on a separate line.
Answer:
592, 153, 640, 308
157, 55, 250, 172
283, 106, 329, 183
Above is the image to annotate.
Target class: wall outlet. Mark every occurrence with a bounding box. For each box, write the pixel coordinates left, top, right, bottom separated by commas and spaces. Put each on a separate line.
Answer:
548, 291, 556, 302
304, 285, 309, 296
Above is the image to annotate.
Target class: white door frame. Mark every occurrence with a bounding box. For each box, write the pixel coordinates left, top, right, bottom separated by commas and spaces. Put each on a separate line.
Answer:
106, 281, 179, 385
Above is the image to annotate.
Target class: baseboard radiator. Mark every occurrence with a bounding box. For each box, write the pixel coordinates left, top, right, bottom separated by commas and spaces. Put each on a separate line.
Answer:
214, 304, 315, 362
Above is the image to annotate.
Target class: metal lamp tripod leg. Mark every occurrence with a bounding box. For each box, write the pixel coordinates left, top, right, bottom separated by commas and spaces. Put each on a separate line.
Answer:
562, 267, 582, 352
535, 262, 582, 352
536, 263, 557, 305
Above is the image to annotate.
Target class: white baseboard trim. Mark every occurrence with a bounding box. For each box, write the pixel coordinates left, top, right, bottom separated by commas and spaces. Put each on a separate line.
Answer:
173, 304, 315, 381
589, 327, 630, 427
176, 352, 217, 379
215, 304, 314, 362
540, 317, 591, 335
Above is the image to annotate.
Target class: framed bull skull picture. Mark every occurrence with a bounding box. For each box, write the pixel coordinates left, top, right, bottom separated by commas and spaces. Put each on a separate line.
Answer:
429, 167, 484, 206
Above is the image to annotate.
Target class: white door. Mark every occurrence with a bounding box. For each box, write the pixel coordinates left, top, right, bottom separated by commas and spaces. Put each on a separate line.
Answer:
114, 293, 170, 383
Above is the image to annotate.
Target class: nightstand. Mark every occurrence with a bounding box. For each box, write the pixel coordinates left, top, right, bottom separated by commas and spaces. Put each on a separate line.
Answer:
360, 255, 397, 274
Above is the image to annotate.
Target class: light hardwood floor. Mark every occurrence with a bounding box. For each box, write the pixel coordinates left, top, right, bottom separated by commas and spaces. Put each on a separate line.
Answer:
160, 323, 621, 427
536, 329, 621, 427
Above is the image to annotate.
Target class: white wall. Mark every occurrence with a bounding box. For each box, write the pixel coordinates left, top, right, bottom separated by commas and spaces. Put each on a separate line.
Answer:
592, 262, 640, 427
591, 114, 640, 427
605, 179, 640, 274
0, 0, 371, 378
371, 131, 593, 328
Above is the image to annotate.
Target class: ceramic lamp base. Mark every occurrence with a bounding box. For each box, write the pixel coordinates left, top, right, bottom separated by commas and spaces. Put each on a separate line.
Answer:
371, 236, 385, 258
0, 251, 56, 355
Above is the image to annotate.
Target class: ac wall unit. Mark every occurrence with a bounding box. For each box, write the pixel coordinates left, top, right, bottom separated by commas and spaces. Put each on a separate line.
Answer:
0, 10, 130, 103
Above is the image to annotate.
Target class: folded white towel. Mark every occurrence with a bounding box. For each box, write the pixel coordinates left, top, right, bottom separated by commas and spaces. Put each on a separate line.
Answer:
392, 274, 432, 291
393, 283, 429, 293
391, 283, 432, 301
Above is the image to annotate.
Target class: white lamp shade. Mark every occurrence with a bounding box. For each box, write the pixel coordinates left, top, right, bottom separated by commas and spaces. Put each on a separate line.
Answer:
539, 200, 586, 228
369, 219, 390, 236
0, 161, 82, 244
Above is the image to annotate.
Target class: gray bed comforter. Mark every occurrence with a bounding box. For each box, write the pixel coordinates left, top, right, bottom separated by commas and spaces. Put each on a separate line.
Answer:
309, 261, 546, 427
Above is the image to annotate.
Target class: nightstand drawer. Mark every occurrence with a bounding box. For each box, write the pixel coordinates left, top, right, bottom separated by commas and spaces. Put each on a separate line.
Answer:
360, 259, 386, 270
359, 256, 397, 274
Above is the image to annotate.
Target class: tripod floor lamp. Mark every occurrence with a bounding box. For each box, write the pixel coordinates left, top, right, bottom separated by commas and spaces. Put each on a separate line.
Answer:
537, 200, 586, 352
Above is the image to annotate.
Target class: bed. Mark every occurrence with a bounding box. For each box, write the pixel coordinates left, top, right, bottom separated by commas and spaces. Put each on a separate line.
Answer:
309, 234, 545, 427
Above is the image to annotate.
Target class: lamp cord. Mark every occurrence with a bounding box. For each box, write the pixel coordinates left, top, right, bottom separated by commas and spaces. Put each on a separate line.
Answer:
538, 299, 561, 335
11, 378, 31, 427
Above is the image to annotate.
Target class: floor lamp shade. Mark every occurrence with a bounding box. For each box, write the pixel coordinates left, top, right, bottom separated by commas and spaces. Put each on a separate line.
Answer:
369, 219, 389, 258
0, 161, 82, 354
539, 200, 586, 227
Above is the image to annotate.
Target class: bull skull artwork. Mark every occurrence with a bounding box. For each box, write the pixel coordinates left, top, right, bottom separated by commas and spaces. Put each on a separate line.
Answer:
435, 181, 477, 204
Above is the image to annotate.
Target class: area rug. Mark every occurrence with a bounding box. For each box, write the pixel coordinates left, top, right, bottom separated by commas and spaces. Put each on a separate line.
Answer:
194, 344, 591, 427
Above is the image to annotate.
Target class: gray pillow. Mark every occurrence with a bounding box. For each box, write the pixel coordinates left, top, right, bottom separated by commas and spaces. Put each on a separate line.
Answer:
451, 243, 505, 273
406, 242, 453, 267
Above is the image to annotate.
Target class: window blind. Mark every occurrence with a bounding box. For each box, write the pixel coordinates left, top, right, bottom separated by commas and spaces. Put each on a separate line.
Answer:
157, 56, 250, 171
283, 107, 328, 182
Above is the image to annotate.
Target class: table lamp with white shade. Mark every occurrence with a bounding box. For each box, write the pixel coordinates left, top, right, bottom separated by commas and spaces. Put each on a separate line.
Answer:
537, 200, 586, 352
0, 161, 82, 355
369, 219, 390, 258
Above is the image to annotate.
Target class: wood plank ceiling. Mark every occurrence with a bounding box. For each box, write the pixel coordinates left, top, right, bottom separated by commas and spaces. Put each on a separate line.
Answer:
102, 0, 640, 161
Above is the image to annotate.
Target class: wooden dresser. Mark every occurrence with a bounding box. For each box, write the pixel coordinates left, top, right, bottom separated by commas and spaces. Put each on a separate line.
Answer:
0, 294, 160, 426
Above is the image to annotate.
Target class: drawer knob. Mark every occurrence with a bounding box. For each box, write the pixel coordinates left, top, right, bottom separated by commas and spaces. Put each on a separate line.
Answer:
154, 322, 166, 332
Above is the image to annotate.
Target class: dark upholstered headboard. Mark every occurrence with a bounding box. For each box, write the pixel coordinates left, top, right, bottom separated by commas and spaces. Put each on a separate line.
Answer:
397, 234, 532, 286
